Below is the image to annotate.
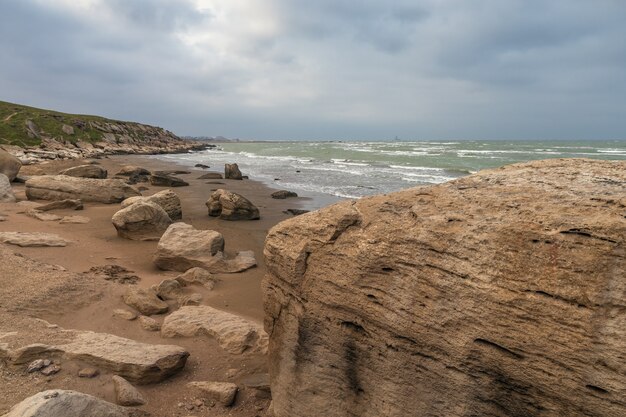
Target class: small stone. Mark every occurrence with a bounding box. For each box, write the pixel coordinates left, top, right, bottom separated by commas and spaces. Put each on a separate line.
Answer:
40, 364, 61, 376
185, 403, 195, 411
138, 315, 161, 331
27, 359, 51, 373
193, 399, 204, 407
113, 309, 138, 321
25, 210, 62, 222
123, 287, 169, 315
187, 381, 238, 407
112, 375, 145, 406
78, 367, 100, 378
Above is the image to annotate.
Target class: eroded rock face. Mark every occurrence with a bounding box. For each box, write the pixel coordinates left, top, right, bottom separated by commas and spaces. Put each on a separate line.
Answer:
25, 175, 140, 203
112, 201, 172, 241
0, 389, 147, 417
59, 164, 107, 179
206, 189, 260, 220
121, 189, 182, 220
263, 159, 626, 417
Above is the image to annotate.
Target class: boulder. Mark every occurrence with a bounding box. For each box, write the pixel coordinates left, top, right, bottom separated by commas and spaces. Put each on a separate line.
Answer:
262, 159, 626, 417
0, 232, 68, 247
149, 173, 188, 187
175, 267, 217, 290
283, 208, 309, 216
59, 164, 108, 179
7, 331, 189, 384
123, 287, 169, 315
121, 189, 182, 220
112, 375, 145, 406
195, 163, 210, 169
271, 190, 298, 199
0, 389, 146, 417
138, 316, 161, 332
198, 172, 223, 179
37, 199, 84, 211
25, 175, 140, 203
161, 305, 268, 354
206, 189, 260, 220
187, 381, 238, 406
224, 163, 243, 180
0, 149, 21, 181
153, 223, 224, 272
0, 173, 16, 203
59, 215, 90, 224
112, 201, 172, 241
116, 166, 151, 177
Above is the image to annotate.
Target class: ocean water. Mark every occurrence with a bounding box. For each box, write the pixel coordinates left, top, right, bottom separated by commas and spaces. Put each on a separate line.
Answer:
157, 140, 626, 200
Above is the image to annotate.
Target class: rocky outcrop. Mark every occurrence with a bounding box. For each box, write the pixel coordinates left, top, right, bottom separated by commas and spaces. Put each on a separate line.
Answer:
162, 305, 268, 354
25, 175, 140, 203
0, 149, 21, 181
0, 389, 147, 417
7, 331, 189, 384
263, 159, 626, 417
59, 164, 107, 179
0, 232, 68, 247
153, 223, 223, 271
206, 189, 260, 220
0, 173, 16, 203
225, 163, 243, 180
112, 200, 172, 241
121, 189, 182, 220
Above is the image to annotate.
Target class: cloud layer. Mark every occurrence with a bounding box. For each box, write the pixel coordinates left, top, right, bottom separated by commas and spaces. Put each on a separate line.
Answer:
1, 0, 624, 139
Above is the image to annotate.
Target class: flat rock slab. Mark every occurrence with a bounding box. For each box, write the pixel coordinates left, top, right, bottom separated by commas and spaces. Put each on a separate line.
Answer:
0, 389, 147, 417
0, 232, 69, 247
6, 331, 189, 384
24, 210, 62, 222
112, 375, 145, 406
38, 199, 84, 211
25, 175, 140, 203
161, 305, 267, 354
187, 381, 238, 406
60, 215, 90, 224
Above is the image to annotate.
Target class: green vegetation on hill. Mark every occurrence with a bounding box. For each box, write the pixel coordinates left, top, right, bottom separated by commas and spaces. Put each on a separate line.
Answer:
0, 100, 159, 147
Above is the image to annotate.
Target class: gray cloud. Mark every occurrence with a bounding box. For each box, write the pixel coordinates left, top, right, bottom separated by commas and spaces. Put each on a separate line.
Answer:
0, 0, 624, 140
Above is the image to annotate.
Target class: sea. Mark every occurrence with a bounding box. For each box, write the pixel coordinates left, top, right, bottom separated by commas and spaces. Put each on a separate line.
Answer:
156, 140, 626, 207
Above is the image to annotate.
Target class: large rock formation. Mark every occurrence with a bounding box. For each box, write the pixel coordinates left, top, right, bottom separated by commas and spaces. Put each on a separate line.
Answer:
206, 189, 260, 220
25, 175, 141, 203
263, 159, 626, 417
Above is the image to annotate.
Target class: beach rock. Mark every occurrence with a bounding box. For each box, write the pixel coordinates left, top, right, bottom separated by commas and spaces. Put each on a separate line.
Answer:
59, 215, 90, 224
0, 173, 16, 203
40, 363, 61, 376
116, 166, 151, 177
27, 358, 51, 373
283, 208, 309, 216
78, 367, 99, 378
0, 149, 21, 181
195, 163, 210, 169
176, 267, 217, 290
149, 172, 189, 187
224, 163, 243, 180
113, 309, 138, 321
153, 223, 224, 271
123, 287, 169, 315
0, 232, 68, 247
121, 189, 182, 220
161, 305, 268, 354
112, 200, 172, 241
0, 389, 146, 417
37, 199, 84, 211
271, 190, 298, 199
138, 316, 161, 332
25, 175, 140, 203
206, 189, 260, 220
263, 158, 626, 417
59, 164, 108, 179
198, 172, 223, 179
24, 210, 62, 222
205, 250, 257, 273
153, 279, 201, 306
112, 375, 145, 406
187, 381, 238, 406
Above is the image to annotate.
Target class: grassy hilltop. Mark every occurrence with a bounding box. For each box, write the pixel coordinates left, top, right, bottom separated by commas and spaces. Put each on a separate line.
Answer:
0, 100, 178, 147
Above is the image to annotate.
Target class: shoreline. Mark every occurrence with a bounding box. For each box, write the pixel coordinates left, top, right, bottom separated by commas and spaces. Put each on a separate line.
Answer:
0, 152, 317, 415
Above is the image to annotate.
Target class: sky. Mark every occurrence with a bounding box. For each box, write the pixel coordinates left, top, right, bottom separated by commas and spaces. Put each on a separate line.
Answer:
0, 0, 625, 140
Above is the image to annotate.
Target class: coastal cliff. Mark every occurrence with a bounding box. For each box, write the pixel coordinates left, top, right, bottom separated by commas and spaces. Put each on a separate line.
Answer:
263, 158, 626, 417
0, 100, 206, 163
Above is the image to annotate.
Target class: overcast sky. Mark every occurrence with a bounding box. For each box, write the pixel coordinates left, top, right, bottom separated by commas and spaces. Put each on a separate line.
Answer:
1, 0, 624, 140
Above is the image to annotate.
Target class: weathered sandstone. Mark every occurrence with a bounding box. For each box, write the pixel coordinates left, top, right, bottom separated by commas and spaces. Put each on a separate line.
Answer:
59, 164, 107, 179
224, 163, 243, 180
0, 232, 68, 247
187, 381, 238, 406
25, 175, 140, 203
263, 159, 626, 417
121, 189, 182, 220
206, 189, 260, 220
112, 200, 172, 240
112, 375, 145, 406
0, 174, 16, 203
153, 223, 224, 272
0, 149, 21, 181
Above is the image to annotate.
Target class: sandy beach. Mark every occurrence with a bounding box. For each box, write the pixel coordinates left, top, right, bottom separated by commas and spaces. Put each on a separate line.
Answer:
0, 153, 319, 416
